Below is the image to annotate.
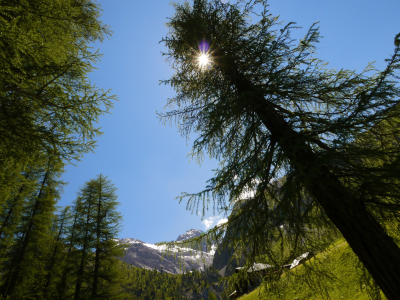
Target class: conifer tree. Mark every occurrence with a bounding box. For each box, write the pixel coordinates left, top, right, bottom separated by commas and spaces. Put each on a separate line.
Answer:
0, 0, 116, 191
71, 174, 123, 300
58, 198, 84, 300
74, 181, 97, 300
0, 170, 35, 259
43, 206, 71, 299
91, 174, 124, 299
0, 157, 65, 299
159, 0, 400, 298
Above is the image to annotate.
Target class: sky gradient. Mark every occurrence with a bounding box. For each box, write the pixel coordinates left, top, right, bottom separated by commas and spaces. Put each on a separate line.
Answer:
58, 0, 400, 244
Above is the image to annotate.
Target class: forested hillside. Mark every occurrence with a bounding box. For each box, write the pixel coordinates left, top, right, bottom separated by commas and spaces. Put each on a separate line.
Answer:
119, 263, 228, 300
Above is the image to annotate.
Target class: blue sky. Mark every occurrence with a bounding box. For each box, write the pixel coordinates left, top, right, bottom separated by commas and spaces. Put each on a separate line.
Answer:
58, 0, 399, 243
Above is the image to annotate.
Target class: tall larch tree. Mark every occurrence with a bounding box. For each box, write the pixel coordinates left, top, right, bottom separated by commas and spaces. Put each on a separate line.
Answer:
91, 174, 124, 299
58, 198, 84, 300
42, 206, 71, 299
0, 0, 116, 166
0, 156, 65, 299
73, 175, 123, 300
0, 0, 118, 298
159, 0, 400, 299
0, 168, 36, 259
0, 0, 117, 220
74, 180, 97, 300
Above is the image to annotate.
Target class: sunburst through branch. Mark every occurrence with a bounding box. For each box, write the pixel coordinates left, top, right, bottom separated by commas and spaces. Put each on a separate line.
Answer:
198, 53, 210, 69
198, 40, 211, 69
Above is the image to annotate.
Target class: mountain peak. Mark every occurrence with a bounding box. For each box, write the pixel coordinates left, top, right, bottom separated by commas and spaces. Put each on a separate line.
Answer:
117, 229, 213, 274
119, 238, 143, 245
176, 229, 203, 242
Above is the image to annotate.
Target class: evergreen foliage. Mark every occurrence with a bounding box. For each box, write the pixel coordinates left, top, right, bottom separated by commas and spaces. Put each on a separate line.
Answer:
0, 0, 117, 225
0, 156, 65, 299
119, 263, 226, 300
0, 0, 116, 166
208, 291, 218, 300
43, 205, 71, 299
0, 174, 124, 300
70, 175, 124, 300
159, 0, 400, 298
0, 1, 126, 299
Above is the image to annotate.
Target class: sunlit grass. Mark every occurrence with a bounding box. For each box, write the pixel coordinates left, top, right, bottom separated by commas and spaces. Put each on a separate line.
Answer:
238, 240, 384, 300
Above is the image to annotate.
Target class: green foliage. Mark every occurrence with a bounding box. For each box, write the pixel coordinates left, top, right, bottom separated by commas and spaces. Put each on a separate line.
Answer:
0, 156, 65, 299
0, 173, 124, 300
0, 0, 116, 170
239, 241, 387, 300
0, 1, 122, 298
208, 291, 218, 300
119, 264, 224, 300
159, 0, 400, 298
70, 174, 124, 300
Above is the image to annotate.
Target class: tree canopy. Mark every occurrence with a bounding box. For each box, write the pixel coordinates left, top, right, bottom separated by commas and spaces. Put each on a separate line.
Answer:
0, 1, 122, 298
0, 0, 116, 168
159, 0, 400, 298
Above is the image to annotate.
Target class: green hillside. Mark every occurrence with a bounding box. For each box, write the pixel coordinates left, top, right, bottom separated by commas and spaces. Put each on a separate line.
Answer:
238, 241, 385, 300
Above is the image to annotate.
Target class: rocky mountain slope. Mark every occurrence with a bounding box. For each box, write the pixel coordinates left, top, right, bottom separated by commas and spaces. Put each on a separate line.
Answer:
176, 229, 210, 252
118, 229, 216, 274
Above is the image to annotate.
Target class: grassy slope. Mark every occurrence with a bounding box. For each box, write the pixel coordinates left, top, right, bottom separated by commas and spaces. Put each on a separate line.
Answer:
238, 241, 385, 300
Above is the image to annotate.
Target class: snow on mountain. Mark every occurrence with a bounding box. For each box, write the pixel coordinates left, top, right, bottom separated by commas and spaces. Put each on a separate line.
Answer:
117, 229, 215, 274
209, 244, 217, 255
176, 229, 203, 242
176, 229, 212, 253
118, 238, 143, 245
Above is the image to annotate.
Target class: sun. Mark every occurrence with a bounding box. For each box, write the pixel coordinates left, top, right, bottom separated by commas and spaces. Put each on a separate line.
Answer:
198, 53, 210, 69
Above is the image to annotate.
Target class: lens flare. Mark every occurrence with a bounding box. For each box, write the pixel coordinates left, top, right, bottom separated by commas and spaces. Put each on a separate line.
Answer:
197, 40, 211, 69
198, 53, 210, 68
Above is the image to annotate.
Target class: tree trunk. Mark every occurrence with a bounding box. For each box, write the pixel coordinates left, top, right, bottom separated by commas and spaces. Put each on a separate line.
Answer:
92, 179, 102, 299
74, 194, 93, 300
59, 206, 80, 300
0, 172, 30, 239
44, 209, 67, 298
229, 66, 400, 299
